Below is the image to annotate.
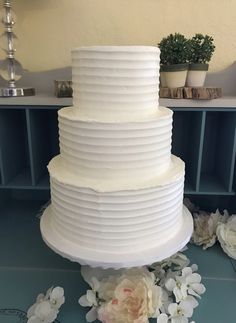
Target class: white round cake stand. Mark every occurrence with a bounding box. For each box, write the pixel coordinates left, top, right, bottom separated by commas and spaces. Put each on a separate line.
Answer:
40, 205, 193, 269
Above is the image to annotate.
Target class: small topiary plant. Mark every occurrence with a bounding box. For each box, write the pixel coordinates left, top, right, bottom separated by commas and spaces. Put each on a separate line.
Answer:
189, 34, 215, 64
158, 33, 190, 65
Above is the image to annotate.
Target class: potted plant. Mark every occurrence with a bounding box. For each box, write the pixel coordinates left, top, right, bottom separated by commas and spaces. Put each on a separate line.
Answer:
186, 33, 215, 87
158, 33, 190, 88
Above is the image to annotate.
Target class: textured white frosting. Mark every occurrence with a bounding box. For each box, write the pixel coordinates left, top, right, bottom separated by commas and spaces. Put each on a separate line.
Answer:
58, 106, 173, 181
72, 46, 160, 120
41, 205, 193, 268
48, 157, 184, 253
48, 154, 184, 192
40, 46, 192, 267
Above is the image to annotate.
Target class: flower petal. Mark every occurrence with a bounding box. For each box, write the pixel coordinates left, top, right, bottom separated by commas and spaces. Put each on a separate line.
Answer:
168, 303, 178, 316
185, 296, 199, 309
91, 277, 100, 291
190, 264, 198, 272
27, 316, 43, 323
180, 300, 193, 318
78, 295, 91, 307
34, 301, 52, 319
188, 288, 201, 299
46, 310, 58, 323
165, 279, 176, 292
86, 307, 97, 322
81, 266, 121, 286
186, 273, 201, 284
182, 267, 192, 278
35, 301, 58, 322
87, 290, 97, 306
171, 317, 188, 323
173, 285, 187, 303
157, 313, 169, 323
50, 287, 64, 300
45, 287, 53, 300
27, 304, 37, 318
190, 283, 206, 295
36, 294, 45, 303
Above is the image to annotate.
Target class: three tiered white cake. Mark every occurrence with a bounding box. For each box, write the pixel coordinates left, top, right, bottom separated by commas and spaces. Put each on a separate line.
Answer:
41, 46, 193, 268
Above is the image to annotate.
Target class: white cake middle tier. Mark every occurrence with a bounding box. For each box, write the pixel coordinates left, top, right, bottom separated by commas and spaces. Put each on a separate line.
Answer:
59, 106, 173, 181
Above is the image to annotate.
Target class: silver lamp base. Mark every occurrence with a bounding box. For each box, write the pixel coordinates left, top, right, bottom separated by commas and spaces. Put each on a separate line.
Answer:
0, 87, 35, 97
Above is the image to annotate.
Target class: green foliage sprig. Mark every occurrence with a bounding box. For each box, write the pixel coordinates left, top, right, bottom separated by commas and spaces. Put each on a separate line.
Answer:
188, 33, 215, 64
158, 33, 190, 65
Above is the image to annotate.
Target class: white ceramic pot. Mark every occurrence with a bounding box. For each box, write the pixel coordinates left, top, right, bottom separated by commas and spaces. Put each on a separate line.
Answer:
186, 63, 209, 87
161, 64, 188, 88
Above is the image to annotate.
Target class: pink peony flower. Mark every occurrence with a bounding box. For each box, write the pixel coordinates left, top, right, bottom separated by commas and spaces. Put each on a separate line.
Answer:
97, 268, 162, 323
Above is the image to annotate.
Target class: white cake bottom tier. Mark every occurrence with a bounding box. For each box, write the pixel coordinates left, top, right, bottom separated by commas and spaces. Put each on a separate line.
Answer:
41, 205, 193, 268
58, 106, 173, 180
48, 156, 185, 253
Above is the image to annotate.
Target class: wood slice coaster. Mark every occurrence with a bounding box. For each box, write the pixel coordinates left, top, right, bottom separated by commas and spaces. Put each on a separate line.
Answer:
160, 87, 222, 99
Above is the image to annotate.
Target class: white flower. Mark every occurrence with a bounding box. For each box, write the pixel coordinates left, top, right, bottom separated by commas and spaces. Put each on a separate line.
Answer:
159, 289, 172, 314
50, 287, 65, 309
165, 267, 205, 302
192, 210, 218, 249
28, 318, 43, 323
79, 277, 100, 322
34, 302, 57, 322
168, 300, 194, 322
165, 277, 188, 303
79, 289, 98, 307
79, 290, 98, 322
181, 267, 205, 298
157, 313, 169, 323
192, 209, 229, 250
27, 286, 64, 323
28, 301, 58, 323
156, 311, 197, 323
190, 264, 198, 273
217, 215, 236, 259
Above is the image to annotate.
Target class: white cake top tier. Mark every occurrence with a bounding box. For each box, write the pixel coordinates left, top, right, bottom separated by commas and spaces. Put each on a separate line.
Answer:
72, 46, 160, 120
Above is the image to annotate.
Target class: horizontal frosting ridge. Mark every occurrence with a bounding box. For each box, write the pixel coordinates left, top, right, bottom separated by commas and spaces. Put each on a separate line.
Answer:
72, 46, 160, 119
